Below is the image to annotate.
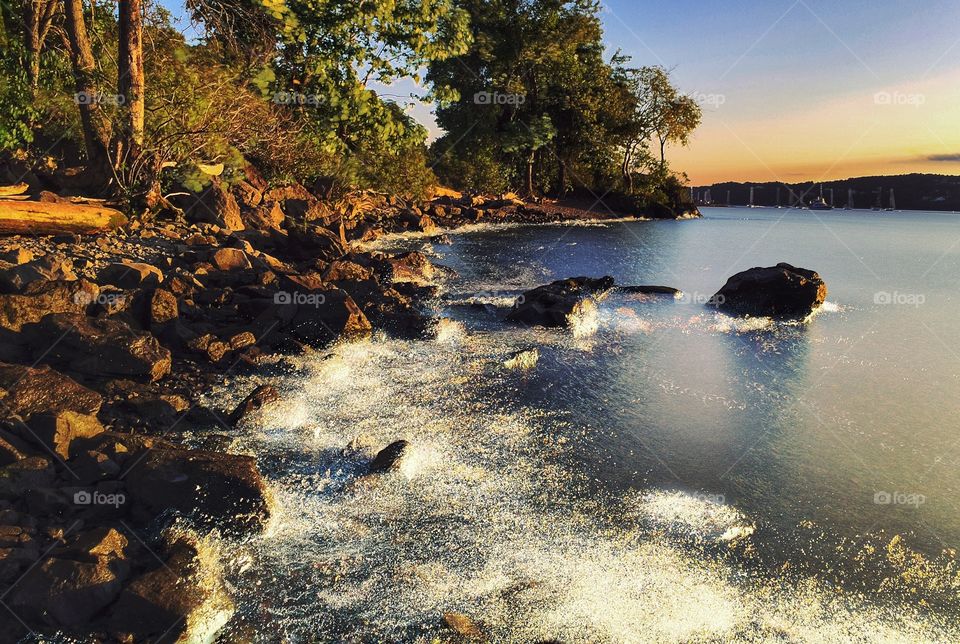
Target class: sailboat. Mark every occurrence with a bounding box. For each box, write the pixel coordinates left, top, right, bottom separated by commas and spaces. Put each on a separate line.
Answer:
809, 184, 833, 211
872, 188, 883, 211
885, 189, 896, 211
844, 189, 854, 210
748, 186, 760, 208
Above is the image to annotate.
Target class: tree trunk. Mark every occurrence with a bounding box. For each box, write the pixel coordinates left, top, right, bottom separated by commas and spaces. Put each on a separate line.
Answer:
659, 136, 667, 168
63, 0, 113, 187
0, 200, 127, 235
21, 1, 58, 90
526, 151, 535, 197
118, 0, 145, 156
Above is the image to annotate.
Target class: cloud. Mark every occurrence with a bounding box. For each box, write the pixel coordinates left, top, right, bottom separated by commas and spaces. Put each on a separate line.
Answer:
926, 153, 960, 162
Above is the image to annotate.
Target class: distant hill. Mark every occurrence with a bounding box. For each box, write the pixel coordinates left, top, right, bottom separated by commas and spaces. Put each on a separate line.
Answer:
694, 174, 960, 211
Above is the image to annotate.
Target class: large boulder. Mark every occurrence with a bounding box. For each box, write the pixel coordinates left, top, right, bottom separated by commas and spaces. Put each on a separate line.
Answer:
98, 261, 163, 289
124, 447, 271, 534
711, 263, 827, 319
24, 313, 172, 382
508, 276, 615, 327
178, 179, 244, 232
0, 362, 103, 418
0, 279, 98, 331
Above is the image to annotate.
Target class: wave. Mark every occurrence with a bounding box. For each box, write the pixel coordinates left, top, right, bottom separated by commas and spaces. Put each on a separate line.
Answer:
208, 330, 958, 642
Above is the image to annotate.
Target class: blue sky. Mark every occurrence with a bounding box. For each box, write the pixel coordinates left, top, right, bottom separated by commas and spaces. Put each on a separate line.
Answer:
157, 0, 960, 183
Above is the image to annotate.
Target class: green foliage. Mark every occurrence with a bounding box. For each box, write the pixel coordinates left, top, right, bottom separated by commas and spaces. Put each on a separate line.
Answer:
0, 41, 36, 151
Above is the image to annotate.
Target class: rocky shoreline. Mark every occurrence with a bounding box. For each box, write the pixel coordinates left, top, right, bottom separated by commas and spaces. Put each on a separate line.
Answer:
0, 174, 701, 641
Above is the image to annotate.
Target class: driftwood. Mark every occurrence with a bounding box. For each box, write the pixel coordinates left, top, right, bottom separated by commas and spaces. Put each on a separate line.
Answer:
0, 200, 127, 235
0, 183, 29, 197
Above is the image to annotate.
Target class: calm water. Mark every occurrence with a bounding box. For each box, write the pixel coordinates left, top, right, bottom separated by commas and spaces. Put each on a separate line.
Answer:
211, 207, 960, 642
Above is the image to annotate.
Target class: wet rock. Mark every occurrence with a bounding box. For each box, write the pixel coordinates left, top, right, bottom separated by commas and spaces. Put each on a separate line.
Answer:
0, 362, 103, 418
617, 285, 681, 297
98, 261, 163, 289
711, 263, 827, 319
229, 330, 256, 350
443, 612, 485, 641
0, 279, 99, 331
323, 259, 375, 282
368, 440, 410, 474
188, 333, 231, 363
508, 277, 615, 327
107, 534, 234, 641
503, 348, 539, 371
212, 247, 252, 272
124, 448, 270, 534
229, 384, 280, 426
384, 252, 436, 284
25, 313, 172, 382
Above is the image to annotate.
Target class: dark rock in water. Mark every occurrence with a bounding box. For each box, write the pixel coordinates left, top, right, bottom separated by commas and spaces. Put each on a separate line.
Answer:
711, 263, 827, 319
24, 313, 172, 382
617, 285, 681, 297
368, 440, 410, 474
124, 447, 270, 534
503, 348, 539, 371
507, 276, 615, 327
229, 384, 280, 426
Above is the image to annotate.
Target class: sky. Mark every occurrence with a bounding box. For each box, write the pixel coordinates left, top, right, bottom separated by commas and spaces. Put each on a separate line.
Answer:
159, 0, 960, 185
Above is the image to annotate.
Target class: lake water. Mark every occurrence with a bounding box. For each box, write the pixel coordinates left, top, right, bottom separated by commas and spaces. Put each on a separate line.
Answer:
210, 207, 960, 642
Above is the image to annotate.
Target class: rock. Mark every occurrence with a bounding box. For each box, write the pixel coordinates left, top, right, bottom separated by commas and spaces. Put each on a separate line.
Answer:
245, 201, 285, 230
503, 348, 539, 371
368, 440, 410, 474
8, 554, 126, 629
0, 255, 76, 293
323, 259, 374, 283
98, 261, 163, 289
107, 535, 234, 641
235, 180, 263, 208
617, 285, 681, 297
212, 247, 252, 272
0, 279, 98, 331
0, 247, 34, 265
184, 179, 244, 232
0, 362, 103, 418
187, 333, 231, 363
443, 612, 485, 641
229, 384, 280, 426
229, 330, 256, 350
124, 448, 270, 534
25, 313, 172, 382
384, 252, 436, 284
507, 277, 615, 327
286, 225, 346, 263
147, 288, 179, 326
711, 263, 827, 319
0, 456, 55, 493
26, 411, 106, 459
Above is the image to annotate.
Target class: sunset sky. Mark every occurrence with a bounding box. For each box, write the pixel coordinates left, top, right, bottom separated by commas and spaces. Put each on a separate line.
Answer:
160, 0, 960, 185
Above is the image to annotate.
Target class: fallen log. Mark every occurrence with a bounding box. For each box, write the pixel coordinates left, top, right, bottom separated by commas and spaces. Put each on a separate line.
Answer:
0, 183, 29, 197
0, 200, 127, 235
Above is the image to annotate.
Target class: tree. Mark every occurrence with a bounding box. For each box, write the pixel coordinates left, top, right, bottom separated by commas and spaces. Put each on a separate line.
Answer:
428, 0, 634, 197
63, 0, 113, 185
118, 0, 145, 157
640, 66, 701, 168
20, 0, 59, 91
